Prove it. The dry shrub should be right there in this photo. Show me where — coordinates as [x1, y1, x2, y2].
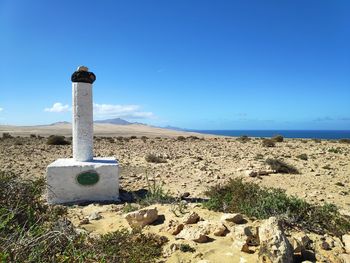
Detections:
[47, 135, 70, 145]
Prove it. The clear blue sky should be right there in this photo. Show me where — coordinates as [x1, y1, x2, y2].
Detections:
[0, 0, 349, 130]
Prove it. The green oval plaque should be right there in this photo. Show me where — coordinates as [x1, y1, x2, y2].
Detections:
[77, 171, 99, 186]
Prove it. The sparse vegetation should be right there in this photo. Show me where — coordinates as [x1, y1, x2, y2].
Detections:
[322, 164, 332, 170]
[328, 147, 341, 154]
[339, 138, 350, 144]
[272, 135, 284, 142]
[177, 136, 186, 141]
[262, 139, 275, 147]
[46, 135, 70, 145]
[237, 135, 251, 143]
[313, 139, 322, 143]
[0, 171, 167, 262]
[296, 153, 308, 161]
[122, 203, 139, 213]
[141, 173, 173, 205]
[179, 243, 196, 253]
[1, 132, 13, 139]
[254, 153, 264, 160]
[265, 158, 299, 174]
[204, 178, 350, 236]
[170, 200, 189, 217]
[145, 153, 167, 163]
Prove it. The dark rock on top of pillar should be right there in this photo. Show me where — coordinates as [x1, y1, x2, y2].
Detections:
[71, 66, 96, 84]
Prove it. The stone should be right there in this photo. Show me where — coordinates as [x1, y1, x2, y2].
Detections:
[232, 225, 259, 252]
[181, 192, 190, 199]
[166, 220, 184, 235]
[321, 241, 331, 250]
[291, 232, 312, 253]
[176, 226, 209, 243]
[258, 217, 293, 263]
[124, 207, 158, 228]
[46, 157, 119, 204]
[195, 220, 227, 236]
[77, 65, 89, 72]
[343, 234, 350, 254]
[88, 211, 102, 221]
[79, 218, 90, 225]
[339, 254, 350, 263]
[221, 213, 244, 224]
[213, 223, 227, 236]
[182, 211, 200, 224]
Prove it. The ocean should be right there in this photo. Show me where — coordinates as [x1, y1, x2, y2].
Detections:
[192, 130, 350, 140]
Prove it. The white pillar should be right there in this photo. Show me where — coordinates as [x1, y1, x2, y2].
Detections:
[71, 66, 96, 162]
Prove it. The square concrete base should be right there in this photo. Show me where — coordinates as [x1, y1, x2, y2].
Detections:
[46, 157, 119, 204]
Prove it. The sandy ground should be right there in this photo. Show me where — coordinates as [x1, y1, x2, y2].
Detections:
[1, 129, 350, 262]
[0, 133, 349, 211]
[0, 123, 208, 138]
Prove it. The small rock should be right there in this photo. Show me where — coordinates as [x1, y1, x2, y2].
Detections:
[166, 220, 184, 235]
[221, 213, 244, 224]
[79, 218, 90, 225]
[321, 241, 331, 250]
[342, 234, 350, 253]
[258, 217, 293, 263]
[213, 223, 227, 236]
[181, 192, 191, 199]
[241, 243, 255, 254]
[124, 207, 158, 228]
[291, 232, 312, 253]
[88, 212, 102, 221]
[77, 65, 89, 72]
[182, 212, 200, 224]
[176, 226, 209, 243]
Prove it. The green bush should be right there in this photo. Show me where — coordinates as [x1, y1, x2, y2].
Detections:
[262, 139, 275, 147]
[266, 158, 299, 174]
[179, 244, 195, 253]
[272, 135, 284, 142]
[204, 178, 350, 236]
[177, 136, 186, 141]
[47, 135, 70, 145]
[93, 229, 167, 262]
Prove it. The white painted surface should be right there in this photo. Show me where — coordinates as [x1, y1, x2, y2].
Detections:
[72, 82, 94, 162]
[46, 157, 119, 204]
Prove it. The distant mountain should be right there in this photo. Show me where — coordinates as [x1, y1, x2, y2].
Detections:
[50, 121, 70, 126]
[94, 118, 132, 125]
[162, 125, 186, 131]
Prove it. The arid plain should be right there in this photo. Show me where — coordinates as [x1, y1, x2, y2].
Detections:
[1, 123, 350, 262]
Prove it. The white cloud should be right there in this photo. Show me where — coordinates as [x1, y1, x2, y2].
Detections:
[93, 103, 154, 119]
[0, 107, 3, 112]
[44, 102, 154, 119]
[44, 102, 70, 113]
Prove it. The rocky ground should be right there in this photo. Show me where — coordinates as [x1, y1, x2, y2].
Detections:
[1, 135, 349, 211]
[0, 135, 350, 262]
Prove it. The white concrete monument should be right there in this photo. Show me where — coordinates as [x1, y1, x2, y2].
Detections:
[46, 66, 119, 204]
